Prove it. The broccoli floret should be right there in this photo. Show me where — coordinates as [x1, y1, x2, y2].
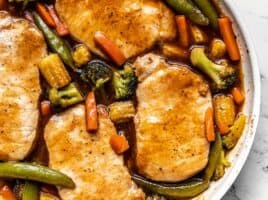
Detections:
[49, 83, 84, 108]
[213, 151, 231, 180]
[222, 114, 247, 150]
[190, 47, 237, 93]
[112, 63, 137, 100]
[80, 59, 113, 89]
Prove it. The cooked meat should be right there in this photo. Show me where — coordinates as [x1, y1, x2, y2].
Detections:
[44, 105, 145, 200]
[55, 0, 176, 59]
[134, 54, 212, 182]
[0, 12, 47, 161]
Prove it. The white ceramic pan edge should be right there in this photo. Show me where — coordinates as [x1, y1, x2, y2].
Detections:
[201, 0, 261, 199]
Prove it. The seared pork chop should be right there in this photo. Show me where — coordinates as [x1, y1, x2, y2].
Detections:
[134, 54, 212, 182]
[0, 12, 46, 161]
[44, 105, 145, 200]
[55, 0, 176, 59]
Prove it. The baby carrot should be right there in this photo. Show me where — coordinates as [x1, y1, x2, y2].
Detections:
[176, 15, 190, 48]
[41, 101, 51, 117]
[205, 107, 215, 142]
[231, 87, 245, 105]
[110, 134, 129, 154]
[85, 92, 98, 131]
[95, 31, 126, 66]
[47, 5, 69, 36]
[36, 3, 56, 27]
[218, 17, 240, 61]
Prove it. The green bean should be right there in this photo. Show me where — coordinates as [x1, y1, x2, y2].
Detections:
[132, 133, 222, 198]
[22, 181, 39, 200]
[32, 12, 75, 70]
[204, 132, 222, 181]
[165, 0, 209, 26]
[192, 0, 219, 29]
[132, 175, 209, 198]
[0, 162, 75, 188]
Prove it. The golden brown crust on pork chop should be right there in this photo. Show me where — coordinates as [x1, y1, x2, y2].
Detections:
[44, 105, 145, 200]
[0, 12, 47, 160]
[134, 54, 211, 182]
[55, 0, 176, 59]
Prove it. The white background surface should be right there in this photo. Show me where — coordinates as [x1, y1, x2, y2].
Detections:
[223, 0, 268, 199]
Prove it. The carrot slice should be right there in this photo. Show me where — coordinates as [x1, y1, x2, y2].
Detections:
[0, 185, 16, 200]
[85, 92, 98, 131]
[205, 107, 215, 142]
[218, 17, 240, 61]
[231, 87, 245, 105]
[36, 3, 56, 27]
[47, 5, 69, 36]
[41, 100, 51, 117]
[217, 124, 230, 135]
[94, 31, 126, 66]
[176, 15, 190, 48]
[110, 134, 129, 154]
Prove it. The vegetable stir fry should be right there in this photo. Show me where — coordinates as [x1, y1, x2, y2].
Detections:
[0, 0, 247, 199]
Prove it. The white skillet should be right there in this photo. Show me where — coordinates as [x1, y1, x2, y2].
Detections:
[200, 0, 261, 199]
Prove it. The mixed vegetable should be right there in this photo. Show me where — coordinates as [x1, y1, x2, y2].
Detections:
[0, 0, 247, 199]
[133, 133, 222, 198]
[112, 63, 137, 100]
[190, 47, 237, 93]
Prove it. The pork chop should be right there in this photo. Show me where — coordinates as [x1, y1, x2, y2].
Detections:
[0, 12, 47, 161]
[44, 105, 145, 200]
[134, 54, 212, 182]
[55, 0, 176, 59]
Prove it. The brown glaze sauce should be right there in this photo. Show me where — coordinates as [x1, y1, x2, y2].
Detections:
[4, 0, 245, 198]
